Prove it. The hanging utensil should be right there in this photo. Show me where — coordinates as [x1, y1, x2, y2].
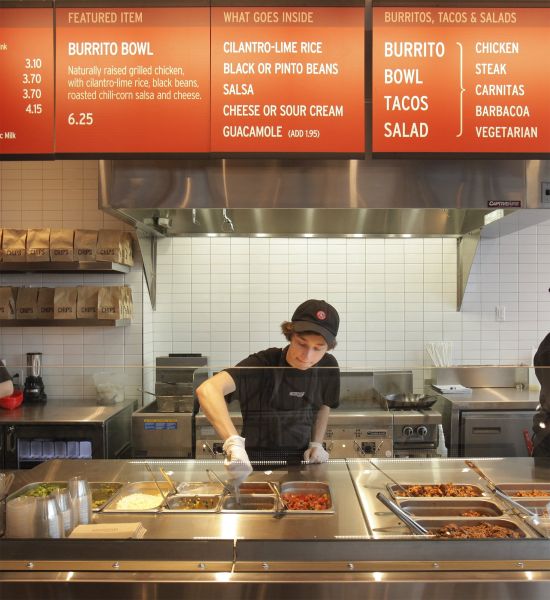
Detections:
[159, 467, 178, 496]
[368, 459, 410, 497]
[376, 492, 429, 536]
[145, 463, 167, 504]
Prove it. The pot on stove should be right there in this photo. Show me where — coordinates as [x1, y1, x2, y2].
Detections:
[384, 393, 437, 410]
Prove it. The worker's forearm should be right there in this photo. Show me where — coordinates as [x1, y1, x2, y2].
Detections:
[311, 405, 330, 443]
[197, 389, 239, 441]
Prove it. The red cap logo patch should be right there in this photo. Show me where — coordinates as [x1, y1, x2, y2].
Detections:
[316, 310, 327, 321]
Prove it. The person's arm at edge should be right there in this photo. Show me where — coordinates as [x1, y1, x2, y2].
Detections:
[311, 404, 330, 444]
[196, 371, 240, 441]
[0, 380, 14, 398]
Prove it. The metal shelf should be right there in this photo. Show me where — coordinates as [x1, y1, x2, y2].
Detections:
[0, 261, 130, 274]
[0, 319, 131, 327]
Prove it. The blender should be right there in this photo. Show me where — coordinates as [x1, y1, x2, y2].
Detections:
[23, 352, 47, 404]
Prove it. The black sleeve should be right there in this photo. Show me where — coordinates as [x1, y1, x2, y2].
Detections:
[319, 354, 340, 409]
[223, 349, 278, 405]
[535, 333, 550, 410]
[0, 364, 12, 384]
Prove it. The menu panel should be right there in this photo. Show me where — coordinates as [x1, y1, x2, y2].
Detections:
[211, 6, 365, 154]
[55, 7, 210, 154]
[372, 7, 550, 154]
[0, 7, 54, 155]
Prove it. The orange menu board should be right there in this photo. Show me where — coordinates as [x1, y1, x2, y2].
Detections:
[372, 7, 550, 154]
[0, 6, 54, 155]
[210, 5, 365, 154]
[55, 6, 210, 154]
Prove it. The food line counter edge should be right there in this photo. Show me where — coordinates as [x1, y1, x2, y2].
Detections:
[2, 457, 550, 600]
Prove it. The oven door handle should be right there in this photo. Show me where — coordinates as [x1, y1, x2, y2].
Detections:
[6, 425, 16, 453]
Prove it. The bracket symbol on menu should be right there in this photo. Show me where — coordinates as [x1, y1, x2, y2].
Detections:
[456, 42, 465, 138]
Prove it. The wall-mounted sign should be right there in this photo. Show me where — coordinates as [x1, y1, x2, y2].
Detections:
[372, 7, 550, 155]
[210, 5, 365, 155]
[55, 6, 211, 154]
[0, 6, 55, 155]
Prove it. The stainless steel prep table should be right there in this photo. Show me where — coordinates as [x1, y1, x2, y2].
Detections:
[434, 388, 540, 457]
[2, 458, 550, 600]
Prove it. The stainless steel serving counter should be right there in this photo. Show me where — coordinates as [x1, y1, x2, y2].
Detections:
[0, 400, 135, 425]
[2, 458, 550, 600]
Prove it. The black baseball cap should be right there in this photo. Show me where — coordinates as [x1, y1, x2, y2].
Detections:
[291, 299, 340, 345]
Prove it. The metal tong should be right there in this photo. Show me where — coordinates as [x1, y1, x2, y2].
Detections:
[465, 460, 545, 534]
[206, 468, 236, 497]
[145, 463, 167, 506]
[368, 459, 410, 497]
[376, 492, 429, 535]
[269, 482, 288, 516]
[159, 467, 178, 496]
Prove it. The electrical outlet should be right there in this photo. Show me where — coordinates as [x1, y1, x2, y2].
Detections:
[495, 305, 506, 322]
[542, 182, 550, 206]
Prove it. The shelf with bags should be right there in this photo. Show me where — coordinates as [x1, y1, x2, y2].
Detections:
[0, 319, 131, 327]
[0, 262, 130, 274]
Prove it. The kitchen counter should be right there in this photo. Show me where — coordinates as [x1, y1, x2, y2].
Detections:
[2, 458, 550, 599]
[0, 400, 135, 425]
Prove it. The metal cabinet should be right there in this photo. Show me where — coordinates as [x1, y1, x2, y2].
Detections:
[460, 410, 535, 457]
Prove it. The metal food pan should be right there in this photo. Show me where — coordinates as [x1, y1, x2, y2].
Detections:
[239, 481, 274, 495]
[176, 481, 224, 495]
[398, 499, 503, 518]
[415, 518, 529, 539]
[513, 498, 550, 517]
[388, 483, 486, 499]
[8, 481, 123, 512]
[7, 481, 66, 501]
[495, 483, 550, 498]
[102, 481, 171, 512]
[163, 494, 221, 512]
[89, 482, 124, 511]
[221, 494, 277, 512]
[279, 481, 334, 513]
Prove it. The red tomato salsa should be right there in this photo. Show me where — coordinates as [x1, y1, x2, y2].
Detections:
[281, 492, 331, 510]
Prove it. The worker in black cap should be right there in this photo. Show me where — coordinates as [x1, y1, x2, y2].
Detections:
[197, 299, 340, 483]
[532, 333, 550, 457]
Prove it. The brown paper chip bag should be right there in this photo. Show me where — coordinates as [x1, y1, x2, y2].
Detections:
[54, 287, 78, 320]
[74, 230, 98, 262]
[50, 229, 74, 262]
[96, 230, 125, 264]
[0, 287, 17, 319]
[123, 286, 134, 319]
[16, 287, 39, 319]
[36, 287, 55, 319]
[2, 229, 27, 262]
[0, 229, 3, 262]
[26, 228, 51, 262]
[77, 286, 99, 319]
[97, 286, 123, 320]
[122, 232, 134, 266]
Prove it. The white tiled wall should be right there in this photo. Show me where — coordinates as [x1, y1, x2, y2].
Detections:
[0, 160, 143, 402]
[152, 212, 550, 372]
[2, 160, 550, 401]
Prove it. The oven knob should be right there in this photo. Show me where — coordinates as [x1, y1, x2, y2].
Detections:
[416, 426, 428, 437]
[402, 426, 414, 437]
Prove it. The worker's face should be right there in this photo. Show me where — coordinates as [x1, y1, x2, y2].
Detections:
[286, 333, 328, 370]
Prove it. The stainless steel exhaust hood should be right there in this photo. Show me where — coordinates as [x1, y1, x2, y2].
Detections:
[99, 154, 541, 310]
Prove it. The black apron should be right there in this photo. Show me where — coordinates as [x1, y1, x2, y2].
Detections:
[245, 350, 319, 465]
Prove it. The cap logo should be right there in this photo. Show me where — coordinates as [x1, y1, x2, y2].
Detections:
[316, 310, 327, 321]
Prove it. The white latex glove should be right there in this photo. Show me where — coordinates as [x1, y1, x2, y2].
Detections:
[303, 442, 329, 464]
[222, 435, 253, 483]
